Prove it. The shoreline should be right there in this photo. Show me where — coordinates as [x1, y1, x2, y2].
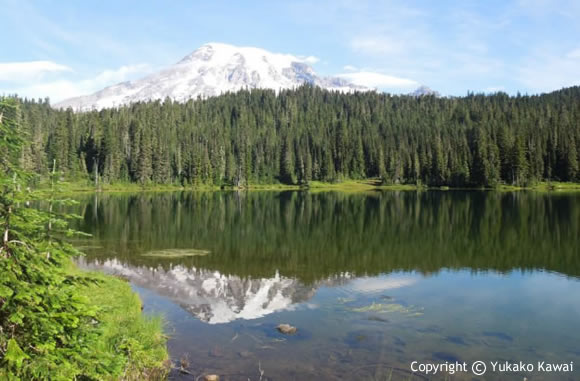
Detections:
[36, 179, 580, 195]
[66, 260, 170, 379]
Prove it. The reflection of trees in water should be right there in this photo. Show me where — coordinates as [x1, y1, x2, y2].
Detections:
[73, 191, 580, 281]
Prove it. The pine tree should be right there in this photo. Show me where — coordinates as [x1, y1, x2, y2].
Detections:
[136, 128, 152, 185]
[280, 135, 295, 184]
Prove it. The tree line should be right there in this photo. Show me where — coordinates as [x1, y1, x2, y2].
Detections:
[9, 85, 580, 187]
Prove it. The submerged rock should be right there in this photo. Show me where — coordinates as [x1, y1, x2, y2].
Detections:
[208, 347, 222, 358]
[276, 323, 297, 334]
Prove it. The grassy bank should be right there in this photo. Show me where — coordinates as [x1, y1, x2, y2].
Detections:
[308, 179, 421, 192]
[36, 180, 187, 195]
[34, 178, 580, 194]
[67, 262, 169, 380]
[34, 178, 422, 193]
[496, 181, 580, 192]
[0, 98, 167, 380]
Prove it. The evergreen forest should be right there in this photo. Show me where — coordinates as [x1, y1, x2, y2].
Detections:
[9, 85, 580, 187]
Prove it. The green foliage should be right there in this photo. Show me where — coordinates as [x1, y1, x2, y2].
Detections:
[70, 268, 168, 381]
[5, 339, 29, 370]
[1, 99, 97, 380]
[0, 99, 168, 380]
[7, 85, 580, 189]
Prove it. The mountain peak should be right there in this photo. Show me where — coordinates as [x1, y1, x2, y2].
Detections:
[410, 85, 440, 97]
[55, 43, 367, 111]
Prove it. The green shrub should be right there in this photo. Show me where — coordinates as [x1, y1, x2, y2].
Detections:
[0, 98, 168, 380]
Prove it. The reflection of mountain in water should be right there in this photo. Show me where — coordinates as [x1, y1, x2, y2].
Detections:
[79, 258, 320, 324]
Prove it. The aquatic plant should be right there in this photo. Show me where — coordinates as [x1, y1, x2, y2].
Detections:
[141, 248, 211, 258]
[350, 302, 424, 317]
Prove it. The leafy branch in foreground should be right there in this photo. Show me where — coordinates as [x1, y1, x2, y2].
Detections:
[0, 98, 166, 380]
[0, 98, 92, 380]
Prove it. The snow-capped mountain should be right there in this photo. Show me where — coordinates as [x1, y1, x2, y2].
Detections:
[410, 85, 440, 97]
[55, 43, 367, 111]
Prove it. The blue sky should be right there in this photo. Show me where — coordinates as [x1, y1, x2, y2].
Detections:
[1, 0, 579, 102]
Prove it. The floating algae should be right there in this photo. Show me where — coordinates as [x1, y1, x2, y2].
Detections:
[141, 248, 211, 258]
[74, 245, 104, 250]
[351, 302, 394, 313]
[349, 302, 424, 317]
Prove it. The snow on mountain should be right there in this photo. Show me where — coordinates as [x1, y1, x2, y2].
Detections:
[55, 43, 367, 111]
[409, 85, 440, 97]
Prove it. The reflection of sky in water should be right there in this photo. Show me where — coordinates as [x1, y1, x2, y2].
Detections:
[81, 258, 311, 324]
[72, 191, 580, 380]
[82, 257, 580, 380]
[82, 258, 424, 325]
[348, 275, 418, 293]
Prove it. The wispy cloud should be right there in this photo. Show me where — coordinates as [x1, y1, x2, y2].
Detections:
[566, 48, 580, 59]
[341, 3, 512, 91]
[4, 0, 178, 69]
[517, 47, 580, 92]
[289, 0, 580, 94]
[350, 36, 405, 56]
[337, 71, 418, 90]
[90, 64, 151, 84]
[0, 61, 72, 81]
[2, 63, 152, 102]
[297, 55, 319, 64]
[4, 0, 580, 98]
[484, 86, 506, 93]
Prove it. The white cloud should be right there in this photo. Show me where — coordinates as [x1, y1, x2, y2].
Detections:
[484, 86, 506, 93]
[3, 64, 152, 102]
[0, 61, 72, 81]
[7, 80, 87, 101]
[343, 65, 358, 72]
[337, 71, 419, 89]
[91, 64, 151, 84]
[517, 48, 580, 92]
[297, 55, 319, 64]
[350, 36, 404, 56]
[566, 48, 580, 59]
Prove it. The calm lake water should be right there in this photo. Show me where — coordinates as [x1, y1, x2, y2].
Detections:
[72, 191, 580, 380]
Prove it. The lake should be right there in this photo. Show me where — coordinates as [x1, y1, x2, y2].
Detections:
[72, 190, 580, 380]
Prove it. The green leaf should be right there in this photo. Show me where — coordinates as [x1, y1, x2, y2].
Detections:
[9, 312, 24, 325]
[5, 339, 29, 369]
[0, 284, 14, 298]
